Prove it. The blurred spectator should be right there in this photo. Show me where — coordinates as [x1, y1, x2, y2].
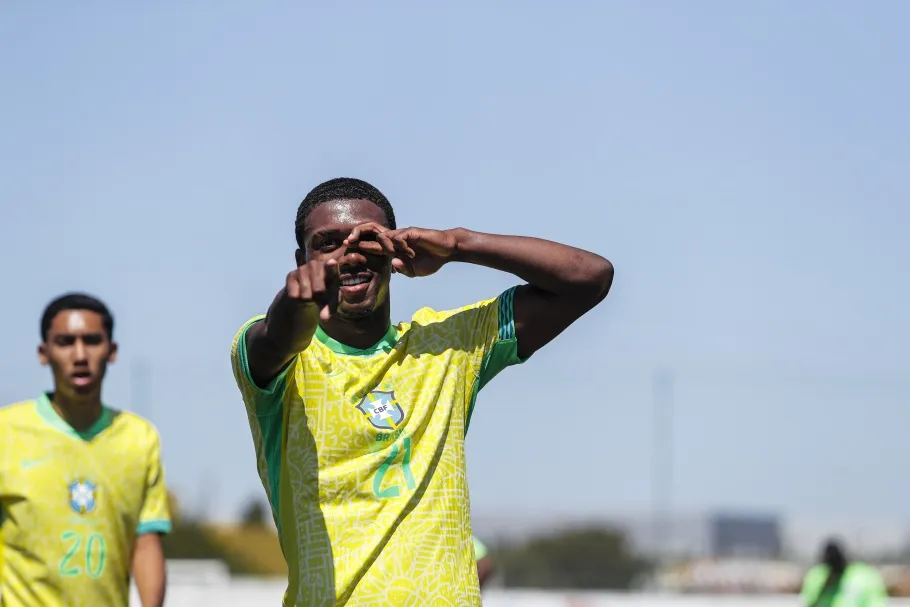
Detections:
[474, 536, 495, 589]
[800, 538, 888, 607]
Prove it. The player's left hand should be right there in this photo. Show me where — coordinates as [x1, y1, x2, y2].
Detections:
[345, 224, 458, 277]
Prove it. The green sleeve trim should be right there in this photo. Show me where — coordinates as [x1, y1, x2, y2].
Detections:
[235, 318, 288, 529]
[237, 318, 293, 415]
[137, 520, 172, 535]
[262, 411, 286, 532]
[497, 286, 516, 341]
[465, 287, 528, 435]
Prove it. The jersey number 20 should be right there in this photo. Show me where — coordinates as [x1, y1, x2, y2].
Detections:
[59, 531, 107, 578]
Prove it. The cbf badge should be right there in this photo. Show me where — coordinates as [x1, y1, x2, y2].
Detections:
[356, 390, 405, 430]
[68, 480, 97, 514]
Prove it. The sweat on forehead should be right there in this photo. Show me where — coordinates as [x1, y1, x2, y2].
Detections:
[305, 199, 390, 234]
[295, 177, 397, 248]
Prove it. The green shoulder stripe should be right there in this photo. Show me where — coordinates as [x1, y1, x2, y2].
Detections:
[236, 317, 293, 399]
[234, 317, 288, 530]
[466, 286, 527, 435]
[497, 286, 516, 341]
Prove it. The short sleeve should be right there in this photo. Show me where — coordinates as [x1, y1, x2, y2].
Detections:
[230, 316, 293, 417]
[136, 430, 172, 535]
[475, 286, 527, 390]
[464, 286, 528, 433]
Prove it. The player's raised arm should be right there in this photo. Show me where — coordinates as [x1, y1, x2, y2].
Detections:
[451, 229, 612, 358]
[351, 225, 613, 359]
[245, 258, 339, 388]
[245, 182, 401, 389]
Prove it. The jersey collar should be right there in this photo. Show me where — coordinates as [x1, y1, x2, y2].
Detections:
[36, 392, 114, 441]
[314, 323, 398, 356]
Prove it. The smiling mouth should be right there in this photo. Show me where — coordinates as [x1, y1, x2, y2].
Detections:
[341, 276, 371, 287]
[338, 272, 373, 296]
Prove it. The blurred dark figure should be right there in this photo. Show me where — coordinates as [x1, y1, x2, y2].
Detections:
[474, 536, 495, 589]
[800, 538, 887, 607]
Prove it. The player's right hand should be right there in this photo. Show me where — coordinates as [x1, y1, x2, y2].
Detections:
[285, 258, 339, 321]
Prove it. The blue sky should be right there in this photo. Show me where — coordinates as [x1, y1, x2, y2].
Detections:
[1, 1, 908, 524]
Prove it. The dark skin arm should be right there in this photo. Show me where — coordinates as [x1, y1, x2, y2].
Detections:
[247, 222, 612, 386]
[132, 533, 166, 607]
[449, 228, 613, 358]
[245, 257, 340, 388]
[349, 225, 613, 359]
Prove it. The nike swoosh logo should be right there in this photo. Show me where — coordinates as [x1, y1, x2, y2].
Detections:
[21, 457, 52, 470]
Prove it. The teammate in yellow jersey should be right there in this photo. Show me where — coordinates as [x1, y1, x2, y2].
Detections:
[231, 177, 613, 606]
[0, 293, 171, 607]
[473, 536, 494, 590]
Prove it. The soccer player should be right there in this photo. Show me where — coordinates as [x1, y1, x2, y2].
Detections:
[231, 177, 613, 606]
[0, 293, 171, 607]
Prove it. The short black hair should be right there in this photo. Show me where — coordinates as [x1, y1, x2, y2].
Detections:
[821, 538, 848, 568]
[295, 177, 396, 248]
[41, 293, 114, 341]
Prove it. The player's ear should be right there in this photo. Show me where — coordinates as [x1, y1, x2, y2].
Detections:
[37, 342, 49, 366]
[107, 341, 119, 364]
[295, 248, 306, 266]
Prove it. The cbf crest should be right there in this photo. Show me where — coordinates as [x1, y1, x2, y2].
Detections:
[356, 390, 405, 430]
[68, 480, 97, 515]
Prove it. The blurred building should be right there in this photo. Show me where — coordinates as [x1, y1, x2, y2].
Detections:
[711, 514, 782, 558]
[619, 512, 782, 560]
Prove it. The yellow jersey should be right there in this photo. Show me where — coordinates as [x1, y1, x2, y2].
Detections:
[231, 287, 524, 606]
[472, 537, 488, 562]
[0, 394, 171, 607]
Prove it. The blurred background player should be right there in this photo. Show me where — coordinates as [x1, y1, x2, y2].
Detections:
[800, 538, 888, 607]
[0, 293, 171, 607]
[231, 177, 613, 606]
[474, 535, 495, 589]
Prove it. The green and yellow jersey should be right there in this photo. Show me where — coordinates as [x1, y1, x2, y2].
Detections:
[0, 394, 171, 607]
[231, 287, 525, 606]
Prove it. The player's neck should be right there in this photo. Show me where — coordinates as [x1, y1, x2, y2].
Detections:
[49, 391, 104, 433]
[321, 302, 391, 350]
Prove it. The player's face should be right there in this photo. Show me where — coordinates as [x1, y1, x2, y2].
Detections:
[38, 310, 117, 400]
[299, 199, 392, 319]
